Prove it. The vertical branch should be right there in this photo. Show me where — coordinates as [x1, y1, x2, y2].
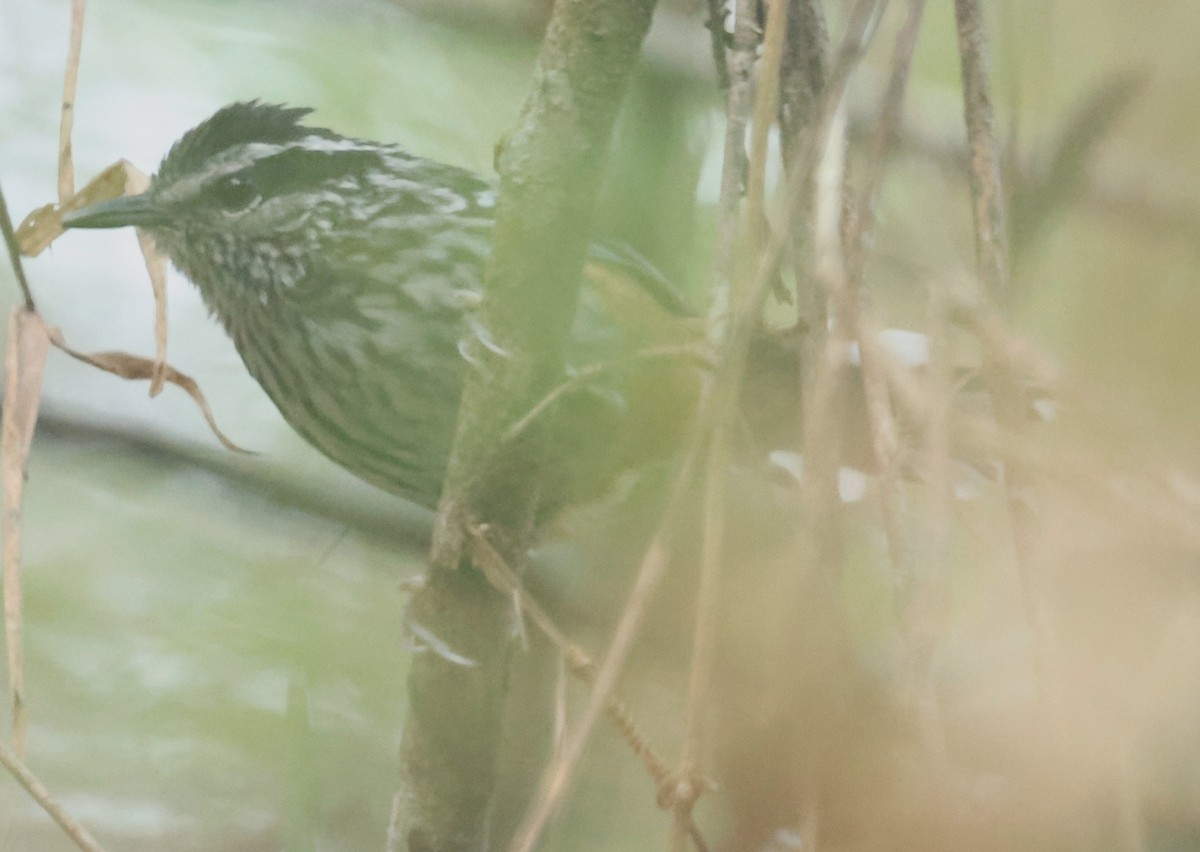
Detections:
[767, 3, 887, 844]
[667, 432, 728, 852]
[1, 185, 37, 311]
[778, 0, 830, 168]
[58, 0, 87, 204]
[845, 0, 926, 288]
[842, 0, 929, 708]
[778, 0, 830, 317]
[400, 2, 660, 850]
[914, 282, 953, 761]
[743, 0, 789, 271]
[792, 0, 890, 559]
[671, 5, 792, 845]
[789, 92, 853, 852]
[953, 0, 1008, 307]
[954, 0, 1072, 753]
[801, 91, 851, 590]
[0, 739, 106, 852]
[708, 0, 760, 327]
[703, 0, 731, 90]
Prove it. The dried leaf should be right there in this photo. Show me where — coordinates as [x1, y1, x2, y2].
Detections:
[15, 160, 133, 257]
[2, 307, 51, 756]
[16, 161, 170, 400]
[46, 328, 253, 455]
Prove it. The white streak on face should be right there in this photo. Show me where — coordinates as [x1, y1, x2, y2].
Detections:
[159, 136, 384, 204]
[291, 135, 379, 155]
[159, 142, 283, 204]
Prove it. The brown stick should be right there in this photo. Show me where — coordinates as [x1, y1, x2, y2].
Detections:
[58, 0, 87, 204]
[707, 0, 761, 326]
[0, 707, 106, 851]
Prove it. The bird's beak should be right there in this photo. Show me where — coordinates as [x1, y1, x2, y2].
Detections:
[62, 193, 164, 229]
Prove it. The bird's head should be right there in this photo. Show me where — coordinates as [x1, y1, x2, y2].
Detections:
[62, 101, 387, 247]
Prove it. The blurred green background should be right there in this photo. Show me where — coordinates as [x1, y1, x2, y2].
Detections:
[1, 0, 1198, 849]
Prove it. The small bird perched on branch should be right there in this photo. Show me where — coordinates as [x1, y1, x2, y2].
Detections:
[63, 101, 769, 514]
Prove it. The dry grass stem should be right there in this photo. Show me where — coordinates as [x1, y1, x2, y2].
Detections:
[953, 0, 1073, 742]
[708, 0, 761, 328]
[1, 185, 36, 310]
[841, 0, 934, 743]
[57, 0, 87, 203]
[669, 430, 730, 852]
[507, 526, 674, 852]
[743, 0, 789, 270]
[0, 738, 107, 852]
[467, 527, 675, 780]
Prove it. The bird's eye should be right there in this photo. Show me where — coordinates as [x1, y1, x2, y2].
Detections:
[213, 176, 261, 214]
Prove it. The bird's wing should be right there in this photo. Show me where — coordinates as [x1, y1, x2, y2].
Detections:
[585, 241, 693, 317]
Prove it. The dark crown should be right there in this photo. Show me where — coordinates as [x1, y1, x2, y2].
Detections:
[156, 101, 335, 184]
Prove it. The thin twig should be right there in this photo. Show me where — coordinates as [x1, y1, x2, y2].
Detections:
[0, 738, 106, 851]
[913, 284, 953, 762]
[58, 0, 87, 203]
[777, 0, 830, 314]
[801, 78, 851, 584]
[703, 0, 731, 90]
[779, 0, 830, 166]
[772, 5, 889, 841]
[506, 525, 679, 852]
[953, 0, 1008, 306]
[841, 0, 930, 732]
[954, 0, 1072, 737]
[667, 428, 729, 852]
[467, 527, 676, 789]
[507, 392, 712, 852]
[743, 0, 789, 275]
[845, 0, 926, 288]
[793, 0, 891, 529]
[668, 4, 792, 850]
[518, 530, 678, 846]
[707, 0, 760, 329]
[744, 0, 887, 337]
[0, 184, 37, 310]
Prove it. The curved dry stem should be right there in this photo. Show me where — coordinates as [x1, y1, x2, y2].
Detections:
[57, 0, 87, 203]
[0, 738, 106, 851]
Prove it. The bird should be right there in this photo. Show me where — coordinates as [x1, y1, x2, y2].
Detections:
[62, 101, 735, 514]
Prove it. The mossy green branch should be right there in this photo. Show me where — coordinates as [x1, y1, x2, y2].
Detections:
[395, 3, 659, 851]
